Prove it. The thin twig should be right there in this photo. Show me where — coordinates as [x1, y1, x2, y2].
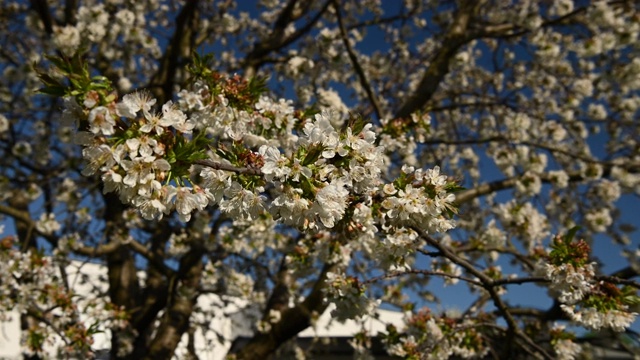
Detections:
[364, 269, 483, 287]
[333, 0, 384, 120]
[413, 227, 554, 359]
[594, 275, 640, 289]
[194, 159, 263, 176]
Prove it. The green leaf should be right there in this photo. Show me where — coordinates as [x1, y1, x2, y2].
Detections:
[623, 295, 640, 306]
[345, 113, 367, 135]
[214, 145, 231, 161]
[44, 54, 71, 74]
[564, 226, 581, 242]
[37, 86, 67, 96]
[248, 75, 268, 97]
[444, 183, 466, 193]
[302, 143, 323, 166]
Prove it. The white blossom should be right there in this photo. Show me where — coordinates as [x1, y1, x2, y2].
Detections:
[585, 208, 612, 233]
[11, 141, 32, 157]
[116, 92, 157, 119]
[535, 261, 594, 305]
[35, 213, 61, 235]
[259, 145, 291, 182]
[88, 106, 116, 135]
[561, 305, 636, 332]
[0, 113, 9, 133]
[52, 25, 80, 56]
[220, 182, 266, 221]
[314, 180, 349, 228]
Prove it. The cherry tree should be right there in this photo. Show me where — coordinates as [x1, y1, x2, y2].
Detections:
[1, 0, 639, 359]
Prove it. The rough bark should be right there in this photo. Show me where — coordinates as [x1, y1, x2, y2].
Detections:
[232, 264, 334, 360]
[128, 223, 172, 359]
[394, 0, 485, 119]
[103, 193, 141, 360]
[144, 248, 204, 360]
[148, 0, 199, 105]
[241, 0, 331, 78]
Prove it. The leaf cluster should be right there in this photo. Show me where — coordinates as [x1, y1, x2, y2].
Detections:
[36, 54, 115, 104]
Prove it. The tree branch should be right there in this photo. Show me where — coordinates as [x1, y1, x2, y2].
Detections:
[594, 275, 640, 289]
[232, 262, 336, 359]
[333, 0, 384, 120]
[454, 160, 637, 205]
[394, 0, 486, 119]
[455, 177, 518, 205]
[64, 0, 77, 25]
[242, 0, 332, 78]
[29, 0, 54, 35]
[364, 269, 483, 287]
[194, 159, 263, 176]
[130, 226, 172, 358]
[0, 201, 173, 278]
[414, 227, 553, 359]
[148, 0, 199, 105]
[144, 247, 203, 360]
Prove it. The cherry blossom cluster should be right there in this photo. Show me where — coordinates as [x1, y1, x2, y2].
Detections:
[560, 282, 637, 332]
[39, 56, 465, 354]
[534, 236, 595, 305]
[549, 324, 581, 360]
[0, 234, 85, 357]
[0, 227, 129, 357]
[536, 234, 637, 331]
[47, 55, 459, 243]
[382, 309, 488, 360]
[48, 0, 163, 88]
[75, 90, 208, 222]
[323, 271, 379, 322]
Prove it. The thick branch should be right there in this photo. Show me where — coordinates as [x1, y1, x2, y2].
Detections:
[144, 248, 203, 360]
[394, 0, 485, 119]
[347, 7, 420, 31]
[455, 177, 518, 205]
[29, 0, 54, 34]
[242, 0, 332, 78]
[595, 275, 640, 289]
[264, 257, 293, 313]
[64, 0, 77, 25]
[0, 202, 172, 277]
[232, 263, 335, 359]
[148, 0, 199, 105]
[130, 223, 176, 359]
[364, 269, 483, 287]
[476, 1, 627, 39]
[454, 162, 634, 205]
[98, 192, 141, 359]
